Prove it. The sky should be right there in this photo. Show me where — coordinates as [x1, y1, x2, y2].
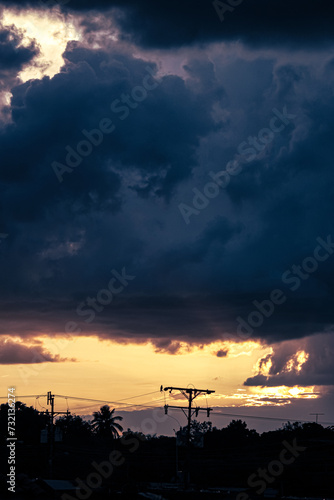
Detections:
[0, 0, 334, 434]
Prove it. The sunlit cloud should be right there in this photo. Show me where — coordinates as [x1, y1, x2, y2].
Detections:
[283, 351, 308, 373]
[296, 350, 309, 371]
[2, 8, 80, 82]
[207, 385, 318, 408]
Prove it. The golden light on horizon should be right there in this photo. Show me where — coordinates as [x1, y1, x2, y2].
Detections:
[250, 385, 318, 401]
[0, 333, 319, 416]
[0, 335, 286, 414]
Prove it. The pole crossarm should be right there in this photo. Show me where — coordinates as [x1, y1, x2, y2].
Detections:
[167, 405, 213, 418]
[167, 405, 190, 410]
[161, 386, 215, 425]
[164, 386, 215, 394]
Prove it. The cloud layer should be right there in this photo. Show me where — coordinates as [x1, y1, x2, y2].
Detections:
[0, 4, 333, 396]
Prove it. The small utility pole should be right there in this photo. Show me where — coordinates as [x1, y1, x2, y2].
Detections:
[310, 413, 324, 424]
[46, 392, 69, 478]
[47, 391, 55, 478]
[161, 385, 215, 488]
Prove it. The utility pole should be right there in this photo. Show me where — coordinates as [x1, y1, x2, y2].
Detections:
[310, 413, 324, 424]
[161, 385, 215, 488]
[46, 391, 69, 478]
[47, 391, 54, 478]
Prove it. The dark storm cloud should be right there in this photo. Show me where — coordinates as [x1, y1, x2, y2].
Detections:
[0, 292, 333, 349]
[2, 0, 334, 49]
[0, 338, 75, 364]
[0, 44, 221, 237]
[152, 216, 241, 271]
[0, 23, 39, 79]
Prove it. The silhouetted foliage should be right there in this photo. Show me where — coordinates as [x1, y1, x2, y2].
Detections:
[0, 402, 48, 445]
[1, 403, 334, 497]
[261, 420, 334, 443]
[122, 428, 146, 442]
[55, 414, 92, 443]
[188, 420, 213, 437]
[91, 405, 123, 439]
[205, 419, 260, 449]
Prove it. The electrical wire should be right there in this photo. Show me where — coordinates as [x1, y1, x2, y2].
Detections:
[166, 413, 181, 428]
[0, 394, 47, 399]
[1, 392, 333, 425]
[53, 394, 166, 410]
[116, 390, 161, 402]
[210, 410, 334, 426]
[36, 396, 47, 412]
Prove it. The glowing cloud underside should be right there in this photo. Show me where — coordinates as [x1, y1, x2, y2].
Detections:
[2, 9, 80, 82]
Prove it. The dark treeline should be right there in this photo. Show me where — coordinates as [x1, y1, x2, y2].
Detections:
[0, 402, 334, 498]
[0, 402, 124, 445]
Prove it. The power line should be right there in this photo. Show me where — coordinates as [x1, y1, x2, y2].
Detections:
[116, 390, 161, 402]
[36, 396, 47, 412]
[112, 400, 167, 411]
[210, 410, 334, 426]
[67, 398, 166, 413]
[2, 393, 332, 425]
[0, 391, 164, 408]
[65, 403, 100, 412]
[53, 394, 166, 409]
[0, 394, 47, 399]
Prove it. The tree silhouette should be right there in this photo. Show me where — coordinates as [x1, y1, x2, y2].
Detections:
[56, 414, 92, 443]
[180, 420, 212, 440]
[0, 401, 48, 445]
[91, 405, 123, 439]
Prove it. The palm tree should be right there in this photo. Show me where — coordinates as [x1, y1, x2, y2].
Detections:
[91, 405, 123, 439]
